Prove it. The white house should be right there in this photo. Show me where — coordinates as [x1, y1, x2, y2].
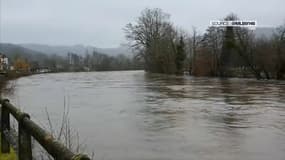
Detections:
[0, 53, 9, 71]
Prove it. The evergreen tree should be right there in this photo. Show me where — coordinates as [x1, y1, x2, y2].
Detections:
[220, 14, 238, 76]
[175, 36, 186, 74]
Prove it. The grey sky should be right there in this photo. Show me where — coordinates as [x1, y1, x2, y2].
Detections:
[1, 0, 285, 48]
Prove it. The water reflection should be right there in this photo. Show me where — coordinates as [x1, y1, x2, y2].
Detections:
[139, 73, 188, 132]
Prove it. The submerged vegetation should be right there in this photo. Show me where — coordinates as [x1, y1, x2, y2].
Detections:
[124, 8, 186, 75]
[125, 8, 285, 80]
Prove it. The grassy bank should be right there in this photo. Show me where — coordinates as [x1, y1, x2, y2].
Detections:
[0, 134, 16, 160]
[0, 147, 16, 160]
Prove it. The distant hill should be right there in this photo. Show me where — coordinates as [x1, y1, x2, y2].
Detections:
[254, 27, 276, 39]
[1, 27, 275, 63]
[0, 43, 48, 63]
[19, 44, 132, 56]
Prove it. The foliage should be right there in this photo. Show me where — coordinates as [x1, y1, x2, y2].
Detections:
[14, 58, 30, 72]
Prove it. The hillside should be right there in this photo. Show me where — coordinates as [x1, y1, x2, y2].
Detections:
[0, 43, 48, 64]
[19, 44, 132, 56]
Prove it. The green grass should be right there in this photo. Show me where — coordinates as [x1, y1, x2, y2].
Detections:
[0, 151, 16, 160]
[0, 134, 16, 160]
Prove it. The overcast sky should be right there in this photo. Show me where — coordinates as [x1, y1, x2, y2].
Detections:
[1, 0, 285, 48]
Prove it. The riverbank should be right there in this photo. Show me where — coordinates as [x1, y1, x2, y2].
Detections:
[1, 71, 32, 79]
[0, 72, 32, 91]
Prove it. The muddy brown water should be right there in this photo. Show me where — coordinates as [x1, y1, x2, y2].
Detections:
[1, 71, 285, 160]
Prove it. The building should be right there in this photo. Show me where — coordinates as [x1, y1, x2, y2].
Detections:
[0, 53, 9, 71]
[68, 52, 85, 66]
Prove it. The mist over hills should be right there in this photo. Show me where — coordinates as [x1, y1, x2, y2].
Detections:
[0, 43, 48, 63]
[254, 27, 276, 39]
[18, 27, 276, 56]
[0, 27, 276, 61]
[18, 44, 132, 56]
[0, 43, 142, 71]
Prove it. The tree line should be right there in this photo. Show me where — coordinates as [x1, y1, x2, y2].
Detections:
[7, 51, 143, 73]
[124, 8, 285, 80]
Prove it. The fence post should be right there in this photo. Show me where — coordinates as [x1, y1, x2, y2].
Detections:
[1, 98, 91, 160]
[18, 113, 32, 160]
[1, 99, 10, 153]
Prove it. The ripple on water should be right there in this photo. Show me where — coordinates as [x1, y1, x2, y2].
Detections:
[2, 71, 285, 160]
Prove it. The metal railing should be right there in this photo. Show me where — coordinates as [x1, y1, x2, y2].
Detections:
[0, 98, 91, 160]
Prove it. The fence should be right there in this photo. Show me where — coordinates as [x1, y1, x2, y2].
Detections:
[0, 98, 90, 160]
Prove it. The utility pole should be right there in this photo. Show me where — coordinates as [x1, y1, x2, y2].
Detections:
[0, 0, 2, 44]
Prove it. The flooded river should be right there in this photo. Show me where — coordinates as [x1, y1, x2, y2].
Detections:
[1, 71, 285, 160]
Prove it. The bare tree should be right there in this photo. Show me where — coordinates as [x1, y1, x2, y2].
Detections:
[201, 26, 224, 75]
[253, 37, 276, 79]
[234, 27, 262, 79]
[188, 27, 202, 74]
[274, 23, 285, 79]
[124, 8, 184, 74]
